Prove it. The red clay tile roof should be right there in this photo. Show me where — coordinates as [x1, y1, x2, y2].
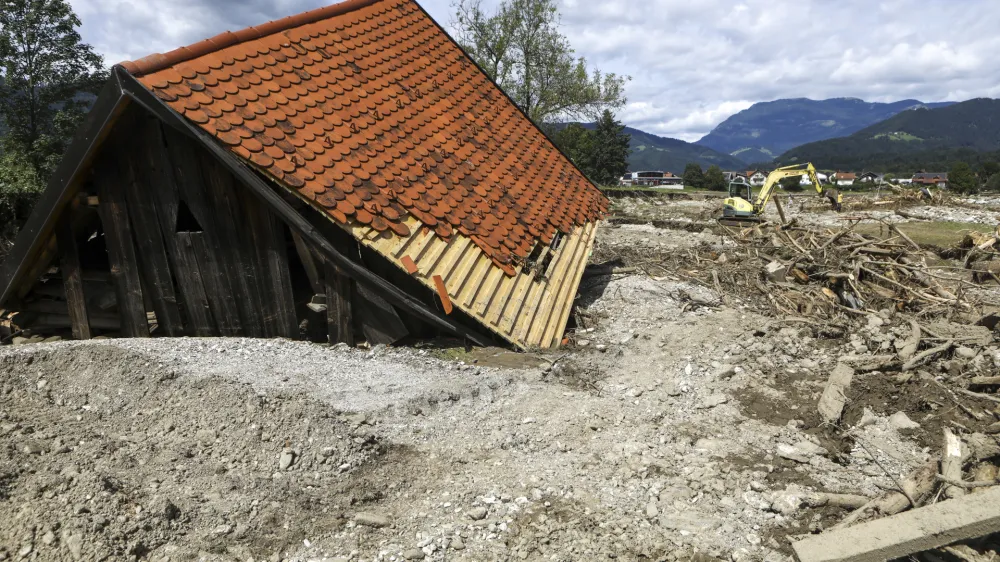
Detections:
[121, 0, 608, 275]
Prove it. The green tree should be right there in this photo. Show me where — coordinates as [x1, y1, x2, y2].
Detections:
[779, 175, 804, 192]
[0, 0, 105, 181]
[979, 160, 1000, 182]
[0, 147, 41, 237]
[551, 123, 593, 169]
[703, 165, 727, 191]
[948, 161, 978, 194]
[585, 110, 630, 185]
[986, 173, 1000, 192]
[682, 163, 704, 190]
[453, 0, 628, 124]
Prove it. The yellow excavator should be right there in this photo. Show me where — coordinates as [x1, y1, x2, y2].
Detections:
[720, 163, 840, 225]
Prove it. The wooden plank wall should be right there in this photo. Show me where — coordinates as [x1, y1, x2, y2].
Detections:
[345, 216, 599, 349]
[85, 106, 298, 339]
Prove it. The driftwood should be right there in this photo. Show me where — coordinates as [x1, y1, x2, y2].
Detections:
[831, 460, 938, 530]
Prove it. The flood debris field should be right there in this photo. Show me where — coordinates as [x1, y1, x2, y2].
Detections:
[3, 192, 1000, 562]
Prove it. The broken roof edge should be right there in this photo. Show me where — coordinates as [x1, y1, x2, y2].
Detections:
[119, 0, 381, 76]
[0, 73, 131, 307]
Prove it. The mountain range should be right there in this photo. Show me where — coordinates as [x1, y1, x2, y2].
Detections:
[553, 123, 746, 175]
[696, 98, 955, 164]
[777, 98, 1000, 169]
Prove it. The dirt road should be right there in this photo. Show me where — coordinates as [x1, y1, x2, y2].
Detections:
[2, 212, 999, 562]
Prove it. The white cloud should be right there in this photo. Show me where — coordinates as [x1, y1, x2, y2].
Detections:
[68, 0, 1000, 141]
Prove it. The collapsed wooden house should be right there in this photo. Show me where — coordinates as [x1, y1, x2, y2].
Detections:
[0, 0, 607, 349]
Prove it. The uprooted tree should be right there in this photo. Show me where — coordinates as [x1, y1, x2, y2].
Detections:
[452, 0, 628, 125]
[0, 0, 106, 234]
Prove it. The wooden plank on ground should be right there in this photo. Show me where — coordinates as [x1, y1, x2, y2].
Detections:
[96, 166, 149, 338]
[818, 364, 855, 423]
[324, 260, 354, 346]
[791, 485, 1000, 562]
[355, 282, 410, 345]
[56, 210, 91, 340]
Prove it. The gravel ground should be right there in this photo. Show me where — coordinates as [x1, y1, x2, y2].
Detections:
[1, 218, 997, 562]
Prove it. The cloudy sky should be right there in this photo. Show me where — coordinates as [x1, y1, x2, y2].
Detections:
[70, 0, 1000, 141]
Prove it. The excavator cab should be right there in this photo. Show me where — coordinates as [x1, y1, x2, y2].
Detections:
[728, 177, 753, 201]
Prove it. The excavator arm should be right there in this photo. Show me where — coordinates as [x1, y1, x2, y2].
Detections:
[720, 162, 839, 224]
[752, 163, 825, 212]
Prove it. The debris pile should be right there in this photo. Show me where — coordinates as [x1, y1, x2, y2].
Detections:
[591, 217, 1000, 560]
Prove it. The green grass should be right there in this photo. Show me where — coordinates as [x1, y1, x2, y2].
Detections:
[871, 132, 922, 142]
[855, 221, 993, 247]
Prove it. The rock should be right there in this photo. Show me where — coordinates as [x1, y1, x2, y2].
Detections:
[160, 499, 181, 521]
[955, 346, 978, 359]
[41, 531, 56, 546]
[42, 336, 63, 343]
[799, 359, 819, 370]
[645, 501, 659, 518]
[793, 440, 827, 456]
[354, 512, 392, 528]
[577, 339, 590, 348]
[402, 549, 426, 560]
[64, 534, 83, 560]
[345, 413, 367, 427]
[714, 364, 737, 379]
[966, 433, 1000, 461]
[664, 383, 682, 397]
[888, 411, 920, 430]
[195, 429, 217, 444]
[466, 506, 488, 520]
[11, 336, 29, 345]
[693, 438, 727, 453]
[776, 443, 810, 464]
[856, 408, 880, 428]
[697, 394, 729, 409]
[451, 538, 465, 550]
[278, 448, 296, 470]
[22, 440, 44, 455]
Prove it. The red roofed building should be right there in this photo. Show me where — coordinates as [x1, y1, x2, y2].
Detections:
[0, 0, 607, 349]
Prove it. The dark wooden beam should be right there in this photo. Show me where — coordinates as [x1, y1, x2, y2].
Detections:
[138, 116, 215, 336]
[96, 164, 149, 338]
[55, 209, 91, 340]
[291, 231, 325, 296]
[116, 111, 185, 336]
[247, 203, 298, 338]
[355, 283, 409, 346]
[324, 261, 354, 346]
[161, 126, 242, 336]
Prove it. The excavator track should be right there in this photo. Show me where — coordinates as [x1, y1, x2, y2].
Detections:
[716, 216, 763, 228]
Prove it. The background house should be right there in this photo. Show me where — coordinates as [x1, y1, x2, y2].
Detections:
[858, 172, 884, 183]
[831, 172, 857, 186]
[800, 172, 828, 186]
[745, 170, 768, 186]
[912, 173, 948, 188]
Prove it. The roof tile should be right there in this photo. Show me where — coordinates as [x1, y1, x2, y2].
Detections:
[125, 0, 607, 269]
